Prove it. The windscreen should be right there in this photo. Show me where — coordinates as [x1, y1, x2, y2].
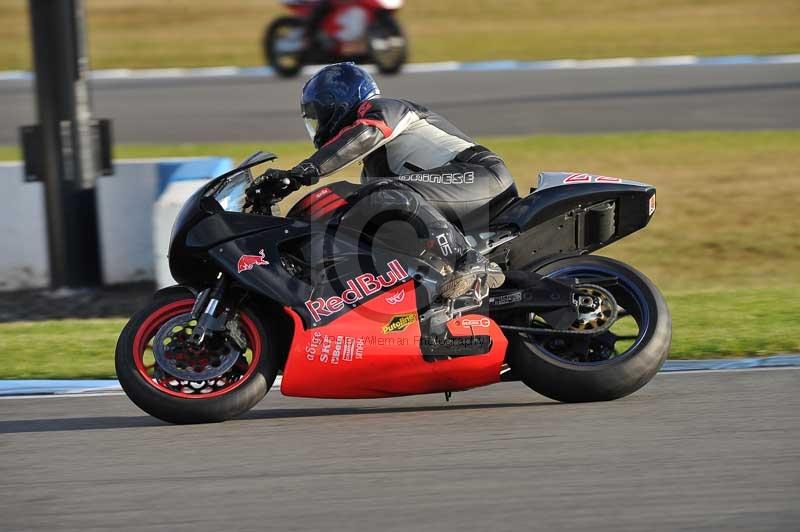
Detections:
[209, 168, 253, 213]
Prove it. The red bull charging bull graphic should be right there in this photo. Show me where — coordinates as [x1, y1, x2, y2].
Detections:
[236, 249, 269, 273]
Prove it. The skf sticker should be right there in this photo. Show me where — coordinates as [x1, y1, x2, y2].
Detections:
[382, 313, 417, 334]
[649, 194, 657, 216]
[385, 289, 405, 305]
[237, 249, 269, 273]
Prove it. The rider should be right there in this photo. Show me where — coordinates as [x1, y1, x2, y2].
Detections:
[302, 0, 333, 51]
[249, 62, 517, 299]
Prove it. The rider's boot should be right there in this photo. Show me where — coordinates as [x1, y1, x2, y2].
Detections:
[439, 249, 505, 299]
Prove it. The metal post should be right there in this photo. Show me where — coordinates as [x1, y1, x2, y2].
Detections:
[27, 0, 101, 288]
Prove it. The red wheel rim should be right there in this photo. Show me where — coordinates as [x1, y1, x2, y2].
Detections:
[132, 299, 262, 399]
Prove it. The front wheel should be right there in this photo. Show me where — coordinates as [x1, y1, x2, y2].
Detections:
[115, 292, 278, 423]
[507, 256, 671, 403]
[263, 16, 306, 78]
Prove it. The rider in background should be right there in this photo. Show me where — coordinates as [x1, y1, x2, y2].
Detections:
[251, 63, 517, 299]
[298, 0, 332, 50]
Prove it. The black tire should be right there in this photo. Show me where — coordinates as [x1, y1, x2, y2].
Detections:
[263, 16, 306, 78]
[368, 14, 406, 75]
[115, 291, 278, 424]
[507, 256, 671, 403]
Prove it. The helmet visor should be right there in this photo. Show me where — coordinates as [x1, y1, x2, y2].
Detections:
[303, 117, 318, 141]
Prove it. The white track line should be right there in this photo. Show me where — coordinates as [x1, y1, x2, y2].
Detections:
[658, 366, 800, 376]
[2, 54, 799, 82]
[0, 392, 126, 400]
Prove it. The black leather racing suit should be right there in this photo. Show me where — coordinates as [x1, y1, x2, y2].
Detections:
[290, 97, 518, 271]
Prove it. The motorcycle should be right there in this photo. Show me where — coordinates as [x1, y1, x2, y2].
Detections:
[116, 151, 671, 424]
[263, 0, 407, 77]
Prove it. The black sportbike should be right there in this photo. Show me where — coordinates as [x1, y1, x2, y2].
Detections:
[116, 152, 670, 423]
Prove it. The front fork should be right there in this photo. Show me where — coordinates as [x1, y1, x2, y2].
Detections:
[189, 274, 233, 346]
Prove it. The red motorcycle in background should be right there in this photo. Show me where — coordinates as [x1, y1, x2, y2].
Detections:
[263, 0, 407, 77]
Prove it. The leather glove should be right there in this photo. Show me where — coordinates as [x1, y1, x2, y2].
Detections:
[264, 168, 302, 192]
[291, 161, 322, 186]
[249, 168, 300, 196]
[245, 169, 300, 211]
[246, 160, 322, 205]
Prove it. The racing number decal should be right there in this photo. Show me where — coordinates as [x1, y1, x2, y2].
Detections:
[563, 174, 623, 184]
[563, 173, 592, 183]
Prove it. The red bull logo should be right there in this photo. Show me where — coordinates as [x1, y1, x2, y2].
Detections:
[237, 249, 269, 273]
[305, 260, 409, 322]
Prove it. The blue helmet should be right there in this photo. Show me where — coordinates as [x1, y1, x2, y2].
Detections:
[300, 63, 381, 148]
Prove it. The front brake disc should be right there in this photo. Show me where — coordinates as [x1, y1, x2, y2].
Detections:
[152, 313, 244, 382]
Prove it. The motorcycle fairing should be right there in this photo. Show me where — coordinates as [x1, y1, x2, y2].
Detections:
[494, 172, 655, 232]
[280, 280, 507, 398]
[488, 172, 656, 270]
[204, 217, 444, 329]
[285, 1, 377, 56]
[206, 221, 316, 308]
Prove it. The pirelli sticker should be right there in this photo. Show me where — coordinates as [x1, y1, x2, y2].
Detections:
[382, 313, 417, 334]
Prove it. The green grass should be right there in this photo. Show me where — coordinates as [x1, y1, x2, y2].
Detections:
[1, 0, 798, 70]
[668, 288, 800, 358]
[0, 319, 125, 379]
[1, 130, 798, 377]
[2, 287, 798, 379]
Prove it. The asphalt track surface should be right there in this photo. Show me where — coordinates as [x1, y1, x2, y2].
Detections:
[1, 63, 799, 145]
[1, 369, 798, 532]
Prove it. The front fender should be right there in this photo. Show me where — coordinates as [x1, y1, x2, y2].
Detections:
[153, 284, 199, 301]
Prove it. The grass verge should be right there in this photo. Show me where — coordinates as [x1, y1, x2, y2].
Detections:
[1, 1, 798, 70]
[0, 130, 797, 377]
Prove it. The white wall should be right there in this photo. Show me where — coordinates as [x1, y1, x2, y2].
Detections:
[96, 161, 160, 284]
[153, 180, 210, 288]
[0, 163, 49, 290]
[0, 157, 232, 291]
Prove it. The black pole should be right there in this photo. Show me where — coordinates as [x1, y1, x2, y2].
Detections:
[27, 0, 101, 288]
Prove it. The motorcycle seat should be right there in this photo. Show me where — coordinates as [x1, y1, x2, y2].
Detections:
[449, 185, 520, 235]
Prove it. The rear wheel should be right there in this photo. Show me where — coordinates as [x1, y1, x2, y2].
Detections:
[507, 256, 671, 403]
[263, 16, 306, 77]
[115, 292, 278, 423]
